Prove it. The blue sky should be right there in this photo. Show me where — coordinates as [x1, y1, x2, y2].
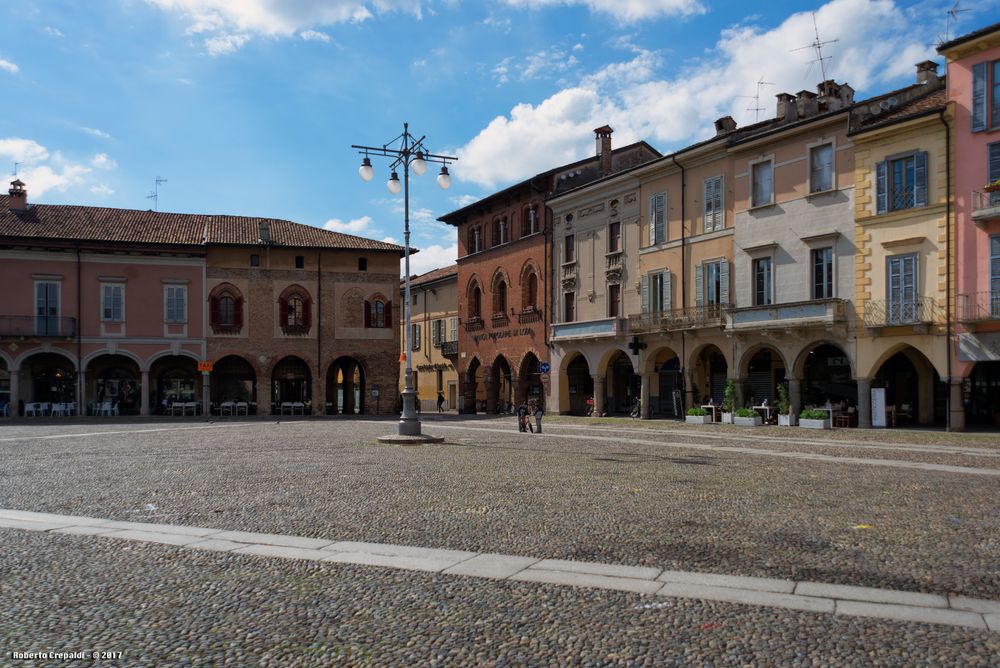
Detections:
[1, 0, 997, 274]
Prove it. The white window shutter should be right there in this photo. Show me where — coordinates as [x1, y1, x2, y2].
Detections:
[720, 261, 730, 305]
[914, 151, 929, 207]
[876, 161, 888, 214]
[641, 275, 649, 313]
[663, 271, 672, 312]
[695, 264, 704, 307]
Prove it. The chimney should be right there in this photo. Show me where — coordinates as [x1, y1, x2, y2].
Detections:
[259, 220, 270, 244]
[714, 116, 737, 135]
[776, 93, 798, 122]
[916, 60, 939, 86]
[593, 125, 613, 176]
[817, 80, 842, 112]
[7, 179, 27, 210]
[796, 90, 819, 118]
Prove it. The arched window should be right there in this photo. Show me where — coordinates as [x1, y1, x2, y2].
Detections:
[492, 218, 501, 247]
[287, 296, 304, 327]
[219, 295, 236, 326]
[373, 300, 385, 327]
[499, 217, 508, 244]
[210, 284, 244, 334]
[364, 297, 392, 328]
[278, 286, 311, 335]
[525, 273, 537, 310]
[494, 280, 507, 314]
[523, 206, 539, 236]
[471, 285, 482, 319]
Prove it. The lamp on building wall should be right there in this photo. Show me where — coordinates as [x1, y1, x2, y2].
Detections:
[353, 123, 456, 443]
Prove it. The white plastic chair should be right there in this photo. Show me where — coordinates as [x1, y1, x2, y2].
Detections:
[184, 401, 197, 416]
[236, 402, 248, 416]
[220, 402, 234, 416]
[292, 402, 305, 415]
[51, 403, 66, 417]
[26, 402, 42, 417]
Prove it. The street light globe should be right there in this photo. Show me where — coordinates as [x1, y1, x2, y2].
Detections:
[437, 165, 451, 190]
[359, 157, 374, 182]
[387, 171, 402, 195]
[411, 152, 427, 176]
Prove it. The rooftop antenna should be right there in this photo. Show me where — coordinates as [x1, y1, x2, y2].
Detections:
[12, 161, 19, 177]
[736, 77, 776, 122]
[791, 12, 838, 82]
[942, 2, 970, 43]
[146, 176, 167, 211]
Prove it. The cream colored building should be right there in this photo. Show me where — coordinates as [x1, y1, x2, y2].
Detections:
[399, 265, 460, 412]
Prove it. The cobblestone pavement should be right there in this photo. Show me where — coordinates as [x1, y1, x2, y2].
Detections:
[2, 416, 999, 665]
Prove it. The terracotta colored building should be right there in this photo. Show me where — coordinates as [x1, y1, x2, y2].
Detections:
[0, 180, 404, 417]
[439, 127, 658, 413]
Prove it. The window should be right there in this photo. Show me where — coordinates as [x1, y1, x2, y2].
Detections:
[564, 292, 575, 322]
[449, 317, 458, 342]
[431, 319, 445, 346]
[989, 142, 1000, 206]
[809, 143, 834, 193]
[991, 235, 1000, 317]
[411, 323, 421, 351]
[373, 300, 385, 327]
[887, 254, 917, 324]
[295, 255, 304, 269]
[366, 299, 390, 328]
[250, 254, 260, 267]
[102, 284, 124, 322]
[494, 280, 507, 314]
[812, 247, 834, 299]
[525, 273, 538, 309]
[751, 160, 773, 208]
[165, 285, 187, 323]
[210, 286, 243, 332]
[412, 292, 418, 305]
[470, 286, 482, 319]
[524, 206, 539, 236]
[703, 177, 723, 233]
[695, 260, 730, 306]
[648, 192, 666, 244]
[492, 218, 508, 246]
[280, 289, 311, 333]
[564, 234, 575, 263]
[35, 281, 59, 336]
[218, 295, 236, 326]
[287, 296, 305, 327]
[642, 271, 671, 313]
[608, 283, 621, 318]
[753, 257, 773, 306]
[358, 257, 367, 271]
[971, 60, 1000, 132]
[474, 227, 482, 252]
[608, 221, 621, 253]
[876, 152, 928, 213]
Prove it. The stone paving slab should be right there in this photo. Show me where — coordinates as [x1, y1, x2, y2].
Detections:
[52, 525, 120, 536]
[0, 517, 77, 531]
[835, 600, 986, 629]
[210, 530, 334, 550]
[187, 538, 245, 552]
[323, 551, 468, 573]
[532, 558, 661, 581]
[657, 582, 836, 614]
[0, 509, 109, 525]
[658, 570, 795, 594]
[328, 541, 477, 562]
[233, 544, 337, 561]
[795, 581, 948, 608]
[985, 614, 1000, 632]
[949, 595, 1000, 615]
[104, 529, 205, 546]
[99, 520, 220, 536]
[513, 568, 664, 595]
[442, 553, 540, 579]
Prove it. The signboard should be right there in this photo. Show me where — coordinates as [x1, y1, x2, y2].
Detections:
[370, 389, 380, 398]
[197, 361, 213, 372]
[539, 373, 550, 383]
[871, 387, 887, 428]
[539, 362, 551, 374]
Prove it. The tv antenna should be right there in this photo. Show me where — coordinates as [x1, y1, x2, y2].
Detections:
[736, 77, 776, 122]
[792, 12, 838, 82]
[942, 2, 970, 43]
[11, 161, 20, 177]
[146, 176, 167, 211]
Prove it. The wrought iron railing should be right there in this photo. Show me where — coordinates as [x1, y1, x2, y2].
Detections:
[491, 313, 510, 328]
[440, 340, 458, 356]
[971, 190, 1000, 223]
[464, 318, 484, 332]
[517, 307, 542, 324]
[891, 185, 915, 211]
[561, 262, 577, 278]
[0, 315, 77, 338]
[957, 291, 1000, 323]
[863, 297, 940, 328]
[627, 304, 728, 333]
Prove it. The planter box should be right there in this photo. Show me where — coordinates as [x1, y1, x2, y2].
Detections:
[799, 418, 831, 430]
[733, 416, 762, 426]
[685, 415, 713, 425]
[778, 414, 796, 427]
[721, 412, 734, 424]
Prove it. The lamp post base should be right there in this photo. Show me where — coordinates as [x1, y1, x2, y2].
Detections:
[378, 389, 443, 444]
[377, 433, 445, 445]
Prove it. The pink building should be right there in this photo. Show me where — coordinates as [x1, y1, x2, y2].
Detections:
[939, 22, 1000, 427]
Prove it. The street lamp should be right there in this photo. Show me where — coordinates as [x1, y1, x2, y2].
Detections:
[353, 123, 456, 442]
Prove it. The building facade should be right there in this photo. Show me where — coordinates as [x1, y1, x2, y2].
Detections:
[398, 265, 459, 412]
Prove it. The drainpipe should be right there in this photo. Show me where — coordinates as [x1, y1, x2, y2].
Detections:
[672, 153, 687, 414]
[317, 250, 322, 415]
[939, 109, 953, 431]
[76, 245, 83, 407]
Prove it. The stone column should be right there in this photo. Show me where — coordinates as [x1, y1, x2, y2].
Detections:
[787, 376, 802, 418]
[592, 374, 605, 416]
[918, 368, 933, 425]
[343, 362, 356, 414]
[76, 370, 85, 416]
[948, 378, 966, 432]
[684, 370, 696, 414]
[140, 370, 150, 416]
[202, 373, 211, 416]
[312, 373, 326, 416]
[856, 378, 872, 428]
[9, 367, 19, 418]
[483, 364, 496, 413]
[257, 377, 271, 416]
[640, 372, 654, 419]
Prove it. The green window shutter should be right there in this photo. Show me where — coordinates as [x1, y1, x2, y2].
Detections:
[663, 271, 672, 312]
[914, 151, 929, 207]
[875, 161, 888, 214]
[641, 274, 649, 313]
[695, 263, 704, 307]
[972, 62, 987, 132]
[655, 193, 666, 243]
[720, 261, 730, 305]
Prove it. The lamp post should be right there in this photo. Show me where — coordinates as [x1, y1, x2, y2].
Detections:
[353, 123, 455, 442]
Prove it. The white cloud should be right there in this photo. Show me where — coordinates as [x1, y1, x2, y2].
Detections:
[205, 33, 250, 55]
[450, 194, 478, 208]
[91, 153, 117, 170]
[81, 126, 112, 139]
[382, 235, 399, 244]
[501, 0, 705, 23]
[404, 242, 458, 277]
[458, 0, 936, 188]
[493, 49, 580, 85]
[90, 183, 114, 196]
[0, 137, 106, 198]
[300, 29, 331, 42]
[43, 26, 65, 37]
[323, 215, 376, 233]
[0, 58, 18, 74]
[0, 138, 49, 163]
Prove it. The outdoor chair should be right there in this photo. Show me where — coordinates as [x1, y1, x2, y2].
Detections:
[236, 402, 248, 416]
[50, 403, 66, 417]
[220, 402, 234, 416]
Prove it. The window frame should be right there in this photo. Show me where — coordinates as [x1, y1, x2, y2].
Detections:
[608, 283, 622, 318]
[101, 283, 125, 322]
[564, 292, 575, 323]
[808, 141, 835, 194]
[218, 294, 236, 327]
[703, 176, 724, 233]
[608, 221, 622, 254]
[411, 323, 421, 351]
[812, 247, 835, 299]
[752, 256, 773, 306]
[164, 285, 187, 324]
[371, 300, 386, 328]
[564, 234, 576, 264]
[35, 280, 61, 336]
[750, 157, 774, 209]
[286, 295, 305, 328]
[648, 191, 666, 245]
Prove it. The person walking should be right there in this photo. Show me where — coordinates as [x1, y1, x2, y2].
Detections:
[436, 392, 445, 414]
[516, 401, 529, 432]
[533, 400, 544, 434]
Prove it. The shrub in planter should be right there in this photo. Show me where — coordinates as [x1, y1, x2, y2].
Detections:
[733, 407, 762, 426]
[776, 383, 794, 426]
[799, 408, 831, 429]
[687, 407, 708, 416]
[686, 406, 712, 424]
[720, 380, 737, 424]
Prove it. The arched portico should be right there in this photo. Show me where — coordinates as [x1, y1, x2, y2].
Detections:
[461, 357, 485, 414]
[87, 354, 141, 415]
[517, 351, 542, 407]
[796, 343, 856, 409]
[871, 345, 945, 426]
[327, 356, 366, 415]
[490, 355, 513, 413]
[149, 355, 200, 413]
[688, 344, 729, 406]
[602, 349, 638, 414]
[559, 352, 593, 415]
[270, 356, 312, 414]
[211, 355, 258, 414]
[739, 346, 787, 406]
[646, 346, 682, 418]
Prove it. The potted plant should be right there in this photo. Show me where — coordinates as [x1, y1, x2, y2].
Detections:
[685, 407, 712, 425]
[799, 408, 832, 429]
[777, 382, 795, 427]
[733, 407, 762, 426]
[721, 380, 737, 424]
[984, 178, 1000, 193]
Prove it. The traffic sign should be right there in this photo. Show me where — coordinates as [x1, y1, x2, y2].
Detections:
[197, 361, 213, 372]
[539, 362, 551, 374]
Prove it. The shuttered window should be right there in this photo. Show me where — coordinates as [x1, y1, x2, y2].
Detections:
[648, 192, 666, 245]
[753, 257, 773, 306]
[875, 151, 928, 213]
[101, 284, 124, 322]
[449, 317, 458, 342]
[165, 286, 187, 323]
[809, 143, 834, 193]
[990, 142, 1000, 207]
[703, 176, 723, 232]
[642, 270, 672, 313]
[751, 161, 773, 208]
[695, 261, 729, 306]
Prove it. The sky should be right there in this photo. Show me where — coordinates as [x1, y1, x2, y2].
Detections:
[1, 0, 997, 276]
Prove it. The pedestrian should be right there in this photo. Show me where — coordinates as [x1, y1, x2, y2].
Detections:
[533, 400, 544, 434]
[436, 392, 445, 413]
[516, 401, 529, 432]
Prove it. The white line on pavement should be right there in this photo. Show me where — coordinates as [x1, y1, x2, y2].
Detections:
[1, 508, 996, 633]
[0, 423, 260, 443]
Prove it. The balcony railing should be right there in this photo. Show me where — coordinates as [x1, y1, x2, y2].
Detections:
[971, 190, 1000, 225]
[464, 317, 484, 332]
[957, 291, 1000, 323]
[551, 317, 624, 340]
[863, 297, 940, 328]
[440, 340, 458, 356]
[0, 315, 77, 338]
[627, 304, 729, 334]
[561, 262, 578, 278]
[517, 307, 542, 324]
[728, 298, 847, 331]
[491, 312, 510, 328]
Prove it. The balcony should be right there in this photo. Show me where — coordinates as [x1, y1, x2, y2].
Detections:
[971, 190, 1000, 227]
[440, 340, 458, 357]
[0, 315, 77, 338]
[728, 298, 847, 331]
[627, 304, 728, 334]
[491, 312, 510, 328]
[464, 317, 484, 332]
[551, 317, 624, 341]
[957, 291, 1000, 323]
[863, 297, 941, 330]
[561, 261, 577, 289]
[605, 251, 624, 281]
[517, 307, 542, 324]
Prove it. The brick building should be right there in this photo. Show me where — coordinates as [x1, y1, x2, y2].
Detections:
[439, 127, 658, 413]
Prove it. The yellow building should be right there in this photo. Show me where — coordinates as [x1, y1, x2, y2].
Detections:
[849, 66, 955, 428]
[399, 265, 460, 412]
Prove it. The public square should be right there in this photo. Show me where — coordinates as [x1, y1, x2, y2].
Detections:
[2, 415, 999, 666]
